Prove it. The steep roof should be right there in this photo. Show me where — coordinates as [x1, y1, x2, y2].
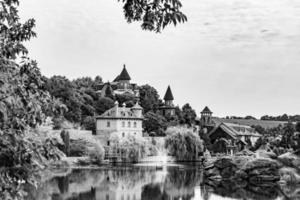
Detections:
[201, 106, 212, 113]
[118, 65, 131, 81]
[96, 103, 143, 119]
[164, 86, 174, 101]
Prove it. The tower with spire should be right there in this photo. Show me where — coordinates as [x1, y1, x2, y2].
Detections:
[159, 85, 176, 117]
[97, 64, 139, 98]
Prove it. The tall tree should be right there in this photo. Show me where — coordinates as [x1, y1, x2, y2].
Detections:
[0, 1, 60, 198]
[181, 103, 197, 126]
[139, 84, 161, 113]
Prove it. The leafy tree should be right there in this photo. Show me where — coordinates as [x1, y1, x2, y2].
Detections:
[165, 127, 203, 161]
[0, 1, 62, 198]
[143, 112, 167, 136]
[115, 93, 136, 107]
[139, 84, 161, 113]
[181, 103, 197, 126]
[119, 0, 187, 32]
[94, 97, 115, 115]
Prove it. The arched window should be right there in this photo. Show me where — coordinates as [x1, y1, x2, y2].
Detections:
[122, 121, 125, 127]
[134, 122, 137, 128]
[107, 121, 110, 127]
[128, 121, 131, 127]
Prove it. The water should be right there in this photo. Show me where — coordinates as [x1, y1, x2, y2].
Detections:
[25, 164, 299, 200]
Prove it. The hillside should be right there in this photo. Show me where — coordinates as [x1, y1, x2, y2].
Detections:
[212, 118, 288, 129]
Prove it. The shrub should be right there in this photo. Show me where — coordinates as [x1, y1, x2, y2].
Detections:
[88, 143, 104, 165]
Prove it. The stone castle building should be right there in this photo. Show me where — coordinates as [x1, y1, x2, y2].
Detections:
[95, 101, 143, 146]
[159, 85, 176, 117]
[97, 65, 139, 98]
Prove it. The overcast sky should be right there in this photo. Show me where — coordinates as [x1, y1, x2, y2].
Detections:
[19, 0, 300, 118]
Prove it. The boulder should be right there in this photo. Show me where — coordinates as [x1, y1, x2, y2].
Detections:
[278, 152, 300, 169]
[214, 157, 236, 169]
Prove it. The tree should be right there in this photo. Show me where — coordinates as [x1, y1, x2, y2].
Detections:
[115, 93, 136, 107]
[143, 112, 167, 136]
[0, 1, 61, 198]
[181, 103, 197, 126]
[165, 127, 203, 161]
[139, 84, 161, 113]
[119, 0, 187, 32]
[94, 97, 115, 115]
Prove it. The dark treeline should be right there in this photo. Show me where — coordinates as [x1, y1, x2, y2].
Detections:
[226, 114, 300, 122]
[43, 75, 197, 135]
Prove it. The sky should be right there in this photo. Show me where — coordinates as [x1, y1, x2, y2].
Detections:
[19, 0, 300, 118]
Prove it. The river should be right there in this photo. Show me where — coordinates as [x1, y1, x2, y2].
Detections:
[24, 162, 299, 200]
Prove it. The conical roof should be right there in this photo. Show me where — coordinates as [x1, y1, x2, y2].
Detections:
[118, 65, 131, 81]
[132, 101, 143, 110]
[164, 86, 174, 101]
[201, 106, 212, 113]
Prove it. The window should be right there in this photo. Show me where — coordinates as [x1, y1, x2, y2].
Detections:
[107, 121, 110, 127]
[107, 141, 110, 146]
[122, 121, 125, 127]
[128, 121, 131, 127]
[134, 122, 137, 128]
[122, 132, 125, 137]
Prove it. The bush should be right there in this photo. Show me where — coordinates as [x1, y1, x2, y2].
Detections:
[88, 143, 104, 165]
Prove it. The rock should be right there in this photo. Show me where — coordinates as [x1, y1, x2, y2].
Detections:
[279, 167, 300, 184]
[278, 152, 300, 169]
[214, 157, 236, 169]
[256, 149, 277, 159]
[242, 158, 279, 172]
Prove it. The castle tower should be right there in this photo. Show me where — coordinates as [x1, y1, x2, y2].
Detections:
[200, 106, 213, 133]
[160, 86, 175, 117]
[164, 85, 174, 106]
[118, 64, 131, 89]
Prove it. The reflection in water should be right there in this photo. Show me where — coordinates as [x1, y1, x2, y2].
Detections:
[25, 165, 300, 200]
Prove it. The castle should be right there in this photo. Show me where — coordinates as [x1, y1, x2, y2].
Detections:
[96, 65, 139, 98]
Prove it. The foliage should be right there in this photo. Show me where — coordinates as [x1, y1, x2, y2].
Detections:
[119, 135, 147, 163]
[94, 97, 114, 115]
[88, 143, 104, 165]
[260, 114, 300, 122]
[115, 93, 136, 107]
[139, 84, 161, 113]
[0, 0, 64, 199]
[143, 111, 167, 136]
[118, 0, 187, 32]
[165, 127, 203, 161]
[82, 116, 96, 134]
[180, 103, 197, 126]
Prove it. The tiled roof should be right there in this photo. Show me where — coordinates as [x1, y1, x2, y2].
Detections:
[118, 65, 131, 81]
[164, 85, 174, 101]
[201, 106, 212, 113]
[97, 103, 143, 119]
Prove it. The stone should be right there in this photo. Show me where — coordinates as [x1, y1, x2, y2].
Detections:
[214, 157, 236, 169]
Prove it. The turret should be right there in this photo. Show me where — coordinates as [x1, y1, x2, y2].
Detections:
[163, 85, 174, 107]
[131, 101, 143, 118]
[200, 106, 213, 129]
